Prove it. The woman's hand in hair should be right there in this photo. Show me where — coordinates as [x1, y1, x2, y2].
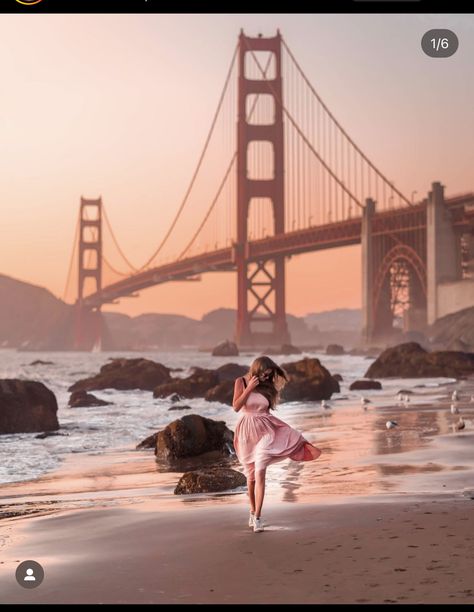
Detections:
[247, 375, 260, 391]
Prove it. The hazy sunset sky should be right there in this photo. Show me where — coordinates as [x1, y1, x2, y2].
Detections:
[1, 13, 473, 319]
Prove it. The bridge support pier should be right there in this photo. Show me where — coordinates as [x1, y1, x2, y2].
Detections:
[361, 198, 376, 343]
[427, 182, 461, 325]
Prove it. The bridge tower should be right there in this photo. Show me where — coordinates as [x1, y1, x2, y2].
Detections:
[73, 197, 103, 350]
[234, 30, 290, 348]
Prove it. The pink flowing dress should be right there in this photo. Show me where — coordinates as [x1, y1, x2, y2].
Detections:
[233, 377, 321, 481]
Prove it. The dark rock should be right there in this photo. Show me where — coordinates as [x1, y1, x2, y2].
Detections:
[136, 432, 159, 449]
[174, 467, 246, 494]
[35, 431, 69, 439]
[280, 358, 340, 402]
[205, 380, 235, 405]
[69, 358, 172, 392]
[365, 342, 474, 379]
[333, 373, 343, 382]
[215, 363, 247, 381]
[397, 389, 414, 395]
[29, 360, 54, 366]
[155, 414, 234, 462]
[68, 390, 113, 408]
[212, 340, 239, 356]
[170, 367, 184, 372]
[153, 369, 219, 399]
[0, 379, 59, 434]
[264, 344, 302, 355]
[349, 379, 382, 391]
[169, 393, 181, 403]
[326, 344, 345, 355]
[168, 404, 193, 411]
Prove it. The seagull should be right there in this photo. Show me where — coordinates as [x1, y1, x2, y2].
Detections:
[455, 417, 465, 431]
[361, 396, 371, 406]
[397, 393, 404, 402]
[321, 399, 331, 410]
[450, 403, 460, 415]
[452, 390, 459, 402]
[386, 420, 398, 429]
[403, 395, 410, 404]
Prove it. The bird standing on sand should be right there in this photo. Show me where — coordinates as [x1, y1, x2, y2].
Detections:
[450, 403, 460, 415]
[386, 420, 398, 429]
[361, 396, 371, 407]
[455, 417, 465, 431]
[321, 399, 331, 410]
[397, 393, 404, 402]
[452, 390, 459, 402]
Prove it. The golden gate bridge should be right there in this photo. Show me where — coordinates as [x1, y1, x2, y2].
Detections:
[62, 30, 474, 350]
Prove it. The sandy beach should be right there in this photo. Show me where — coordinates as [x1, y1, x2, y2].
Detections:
[1, 350, 474, 604]
[1, 495, 473, 604]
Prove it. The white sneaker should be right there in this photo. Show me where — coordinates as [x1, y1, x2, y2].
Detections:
[248, 511, 255, 528]
[253, 517, 264, 533]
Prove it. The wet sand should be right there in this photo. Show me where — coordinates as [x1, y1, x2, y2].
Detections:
[1, 496, 474, 604]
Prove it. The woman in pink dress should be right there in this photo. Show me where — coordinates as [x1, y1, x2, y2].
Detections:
[232, 356, 321, 533]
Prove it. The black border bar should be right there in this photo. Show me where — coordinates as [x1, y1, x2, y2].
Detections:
[2, 0, 472, 14]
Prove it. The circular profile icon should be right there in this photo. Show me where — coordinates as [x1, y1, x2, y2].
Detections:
[15, 560, 45, 589]
[16, 0, 44, 5]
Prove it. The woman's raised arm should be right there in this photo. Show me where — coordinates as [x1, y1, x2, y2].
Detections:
[232, 376, 259, 412]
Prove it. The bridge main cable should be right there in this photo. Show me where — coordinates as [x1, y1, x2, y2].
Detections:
[281, 38, 412, 208]
[135, 43, 239, 271]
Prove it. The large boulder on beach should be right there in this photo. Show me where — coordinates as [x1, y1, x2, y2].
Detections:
[212, 340, 239, 356]
[280, 358, 340, 402]
[155, 414, 234, 462]
[0, 379, 59, 434]
[205, 380, 235, 404]
[214, 363, 247, 381]
[136, 432, 159, 449]
[153, 369, 219, 399]
[68, 390, 113, 408]
[326, 343, 345, 355]
[153, 364, 247, 403]
[264, 344, 302, 355]
[349, 379, 382, 391]
[68, 358, 172, 392]
[365, 342, 474, 378]
[174, 467, 246, 494]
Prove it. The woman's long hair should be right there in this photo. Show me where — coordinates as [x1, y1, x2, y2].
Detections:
[247, 356, 289, 410]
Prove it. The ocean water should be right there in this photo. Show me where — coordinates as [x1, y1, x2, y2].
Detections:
[0, 348, 465, 495]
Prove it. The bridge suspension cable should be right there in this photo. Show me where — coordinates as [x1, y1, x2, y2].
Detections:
[135, 43, 239, 271]
[62, 206, 80, 301]
[281, 38, 412, 209]
[177, 52, 275, 260]
[102, 203, 140, 273]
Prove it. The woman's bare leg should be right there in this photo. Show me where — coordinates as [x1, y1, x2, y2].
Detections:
[255, 468, 266, 518]
[248, 479, 256, 513]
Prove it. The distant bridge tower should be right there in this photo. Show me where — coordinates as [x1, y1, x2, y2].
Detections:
[73, 197, 103, 350]
[234, 30, 290, 347]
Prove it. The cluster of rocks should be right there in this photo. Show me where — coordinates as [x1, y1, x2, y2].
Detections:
[365, 342, 474, 379]
[5, 341, 474, 493]
[136, 413, 243, 495]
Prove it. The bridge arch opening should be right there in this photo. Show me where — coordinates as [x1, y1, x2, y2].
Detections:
[247, 197, 275, 240]
[246, 94, 275, 125]
[246, 140, 274, 180]
[244, 51, 276, 80]
[372, 245, 427, 340]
